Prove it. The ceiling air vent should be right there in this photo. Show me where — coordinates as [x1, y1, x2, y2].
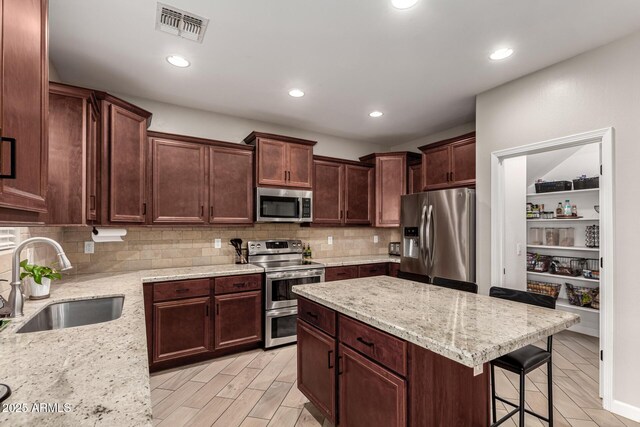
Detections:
[156, 2, 209, 43]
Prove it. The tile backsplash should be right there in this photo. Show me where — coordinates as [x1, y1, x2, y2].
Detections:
[52, 224, 400, 275]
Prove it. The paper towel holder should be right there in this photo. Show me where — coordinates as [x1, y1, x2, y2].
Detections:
[91, 227, 127, 243]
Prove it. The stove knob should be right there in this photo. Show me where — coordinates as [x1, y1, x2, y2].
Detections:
[256, 243, 262, 248]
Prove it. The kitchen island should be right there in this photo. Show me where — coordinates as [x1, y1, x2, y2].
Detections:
[292, 276, 579, 427]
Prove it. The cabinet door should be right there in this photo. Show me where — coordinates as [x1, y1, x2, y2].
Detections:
[214, 291, 262, 350]
[87, 102, 99, 222]
[256, 138, 287, 186]
[450, 138, 476, 187]
[344, 165, 372, 225]
[210, 147, 253, 224]
[375, 156, 406, 227]
[408, 163, 422, 194]
[422, 145, 451, 190]
[339, 344, 406, 427]
[297, 319, 337, 424]
[151, 138, 207, 224]
[0, 0, 48, 214]
[287, 143, 313, 188]
[46, 91, 85, 225]
[153, 297, 210, 363]
[313, 161, 343, 225]
[109, 104, 147, 223]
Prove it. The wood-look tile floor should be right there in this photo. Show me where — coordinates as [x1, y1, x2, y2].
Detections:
[150, 331, 639, 427]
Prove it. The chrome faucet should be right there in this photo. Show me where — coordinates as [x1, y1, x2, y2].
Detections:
[8, 237, 73, 318]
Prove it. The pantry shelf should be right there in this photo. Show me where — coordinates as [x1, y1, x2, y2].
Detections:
[526, 188, 599, 197]
[527, 218, 599, 222]
[527, 245, 599, 252]
[556, 298, 599, 313]
[527, 271, 600, 283]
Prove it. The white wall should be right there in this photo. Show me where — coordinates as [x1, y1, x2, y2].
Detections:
[49, 59, 61, 82]
[389, 122, 475, 152]
[114, 93, 386, 160]
[476, 30, 640, 414]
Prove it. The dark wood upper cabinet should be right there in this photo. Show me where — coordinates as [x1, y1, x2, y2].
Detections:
[408, 163, 422, 194]
[297, 319, 337, 424]
[313, 160, 343, 225]
[210, 146, 253, 224]
[420, 132, 476, 191]
[150, 137, 207, 225]
[0, 0, 49, 219]
[344, 164, 373, 225]
[214, 290, 262, 351]
[153, 296, 211, 363]
[86, 97, 100, 223]
[338, 343, 407, 427]
[46, 83, 98, 225]
[360, 152, 420, 227]
[244, 132, 316, 189]
[97, 94, 152, 224]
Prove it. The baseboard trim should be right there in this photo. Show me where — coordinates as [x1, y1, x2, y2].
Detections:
[611, 399, 640, 422]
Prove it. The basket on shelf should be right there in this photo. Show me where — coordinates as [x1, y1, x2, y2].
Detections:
[527, 280, 561, 300]
[582, 258, 600, 280]
[549, 257, 586, 277]
[565, 283, 599, 308]
[573, 176, 599, 190]
[534, 181, 572, 193]
[527, 253, 551, 272]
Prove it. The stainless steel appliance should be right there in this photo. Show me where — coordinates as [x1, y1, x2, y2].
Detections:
[400, 188, 475, 282]
[248, 239, 325, 348]
[255, 187, 313, 223]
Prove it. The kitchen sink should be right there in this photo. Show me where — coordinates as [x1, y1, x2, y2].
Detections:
[16, 296, 124, 334]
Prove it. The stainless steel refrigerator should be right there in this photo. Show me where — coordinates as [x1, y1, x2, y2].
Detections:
[400, 188, 475, 282]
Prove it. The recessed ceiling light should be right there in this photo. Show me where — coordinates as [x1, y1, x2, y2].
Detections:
[166, 55, 190, 68]
[391, 0, 418, 9]
[288, 89, 305, 98]
[369, 111, 384, 118]
[489, 48, 514, 61]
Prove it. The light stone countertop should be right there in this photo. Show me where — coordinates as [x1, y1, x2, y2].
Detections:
[313, 254, 400, 267]
[0, 263, 264, 426]
[292, 276, 580, 368]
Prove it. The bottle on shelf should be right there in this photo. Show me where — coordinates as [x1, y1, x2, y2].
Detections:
[556, 202, 563, 217]
[564, 200, 572, 216]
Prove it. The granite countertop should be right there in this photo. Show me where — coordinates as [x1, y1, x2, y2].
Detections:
[0, 263, 263, 426]
[314, 254, 400, 267]
[293, 276, 580, 368]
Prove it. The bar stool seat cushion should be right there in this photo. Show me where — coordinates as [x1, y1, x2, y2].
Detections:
[493, 345, 551, 372]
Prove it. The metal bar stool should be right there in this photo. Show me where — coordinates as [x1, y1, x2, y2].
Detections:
[432, 276, 478, 294]
[489, 286, 556, 426]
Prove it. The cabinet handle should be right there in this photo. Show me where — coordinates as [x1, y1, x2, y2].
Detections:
[206, 304, 210, 317]
[90, 195, 96, 210]
[340, 210, 343, 219]
[356, 336, 374, 347]
[216, 303, 219, 315]
[346, 210, 349, 219]
[233, 282, 247, 288]
[175, 288, 190, 293]
[450, 171, 454, 182]
[336, 272, 346, 276]
[338, 355, 343, 375]
[201, 205, 204, 217]
[0, 136, 16, 179]
[328, 350, 334, 369]
[287, 171, 291, 181]
[142, 202, 147, 215]
[306, 311, 318, 319]
[210, 206, 213, 217]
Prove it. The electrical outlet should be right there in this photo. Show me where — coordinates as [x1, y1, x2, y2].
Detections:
[214, 239, 222, 249]
[373, 235, 379, 243]
[84, 241, 95, 254]
[327, 236, 333, 245]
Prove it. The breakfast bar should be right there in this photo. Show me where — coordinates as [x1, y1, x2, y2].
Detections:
[292, 276, 580, 426]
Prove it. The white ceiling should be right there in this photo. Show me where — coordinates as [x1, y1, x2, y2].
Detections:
[50, 0, 640, 145]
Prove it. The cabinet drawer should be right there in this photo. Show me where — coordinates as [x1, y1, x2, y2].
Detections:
[299, 297, 336, 337]
[153, 279, 211, 302]
[358, 263, 388, 278]
[325, 266, 358, 282]
[215, 274, 262, 295]
[339, 314, 407, 376]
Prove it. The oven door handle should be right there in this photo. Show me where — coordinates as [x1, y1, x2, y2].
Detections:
[266, 307, 298, 318]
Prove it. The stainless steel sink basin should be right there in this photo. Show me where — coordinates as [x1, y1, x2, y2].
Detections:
[16, 296, 124, 334]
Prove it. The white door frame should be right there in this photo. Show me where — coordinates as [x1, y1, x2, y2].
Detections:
[490, 127, 614, 411]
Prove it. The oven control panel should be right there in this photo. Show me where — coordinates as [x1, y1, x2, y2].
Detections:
[248, 239, 303, 255]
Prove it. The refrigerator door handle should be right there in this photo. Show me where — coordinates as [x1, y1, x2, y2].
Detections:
[427, 205, 435, 268]
[420, 204, 428, 266]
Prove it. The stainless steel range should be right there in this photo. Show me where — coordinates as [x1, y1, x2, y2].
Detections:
[248, 239, 325, 348]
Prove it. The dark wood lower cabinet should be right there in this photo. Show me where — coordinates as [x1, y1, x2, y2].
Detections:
[297, 319, 336, 424]
[339, 344, 407, 427]
[153, 296, 210, 363]
[214, 290, 262, 350]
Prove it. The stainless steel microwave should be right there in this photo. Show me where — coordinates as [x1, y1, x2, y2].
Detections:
[255, 187, 313, 223]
